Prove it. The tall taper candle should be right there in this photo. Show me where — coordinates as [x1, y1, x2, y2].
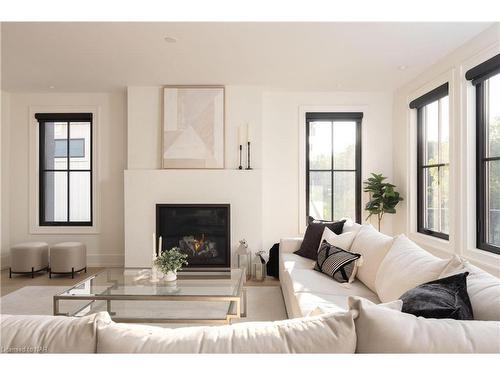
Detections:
[246, 122, 251, 143]
[159, 236, 163, 253]
[153, 233, 156, 257]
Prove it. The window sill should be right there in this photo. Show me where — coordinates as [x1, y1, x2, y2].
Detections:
[30, 225, 100, 235]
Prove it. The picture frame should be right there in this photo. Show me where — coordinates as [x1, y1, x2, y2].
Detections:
[162, 85, 225, 169]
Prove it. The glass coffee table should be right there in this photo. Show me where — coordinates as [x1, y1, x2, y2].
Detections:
[53, 268, 247, 324]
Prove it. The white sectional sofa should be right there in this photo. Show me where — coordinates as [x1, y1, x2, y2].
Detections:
[1, 221, 500, 353]
[279, 221, 500, 322]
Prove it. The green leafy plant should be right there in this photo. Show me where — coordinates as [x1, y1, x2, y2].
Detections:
[154, 247, 188, 274]
[363, 173, 403, 231]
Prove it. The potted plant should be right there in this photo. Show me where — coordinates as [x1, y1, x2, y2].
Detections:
[363, 173, 403, 231]
[153, 247, 188, 281]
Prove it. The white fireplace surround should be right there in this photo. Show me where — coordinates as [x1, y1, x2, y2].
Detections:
[124, 169, 262, 268]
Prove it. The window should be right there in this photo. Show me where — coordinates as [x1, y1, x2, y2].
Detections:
[36, 113, 92, 226]
[467, 53, 500, 254]
[410, 83, 450, 240]
[306, 112, 362, 223]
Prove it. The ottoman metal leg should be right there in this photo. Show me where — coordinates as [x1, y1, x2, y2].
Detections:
[31, 267, 34, 278]
[9, 268, 12, 278]
[72, 267, 75, 279]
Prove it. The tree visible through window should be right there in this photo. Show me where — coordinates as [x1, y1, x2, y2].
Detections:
[36, 113, 93, 226]
[306, 112, 362, 223]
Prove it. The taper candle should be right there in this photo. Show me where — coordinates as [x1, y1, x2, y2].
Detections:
[159, 236, 163, 253]
[246, 123, 251, 143]
[152, 233, 156, 257]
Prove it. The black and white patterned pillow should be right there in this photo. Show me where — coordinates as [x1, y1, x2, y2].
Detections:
[314, 240, 361, 283]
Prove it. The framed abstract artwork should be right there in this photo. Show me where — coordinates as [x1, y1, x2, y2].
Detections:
[162, 85, 225, 169]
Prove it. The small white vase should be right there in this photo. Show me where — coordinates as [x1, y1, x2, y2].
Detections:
[164, 270, 177, 282]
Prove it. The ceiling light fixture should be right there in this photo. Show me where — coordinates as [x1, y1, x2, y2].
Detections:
[49, 85, 55, 89]
[164, 36, 178, 43]
[398, 65, 408, 71]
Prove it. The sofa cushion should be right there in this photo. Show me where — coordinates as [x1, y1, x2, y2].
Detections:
[400, 272, 474, 320]
[288, 268, 380, 300]
[281, 253, 315, 272]
[349, 224, 394, 292]
[314, 241, 361, 283]
[374, 234, 451, 302]
[96, 310, 357, 353]
[349, 296, 500, 353]
[297, 292, 382, 316]
[294, 219, 345, 260]
[0, 312, 106, 353]
[440, 256, 500, 321]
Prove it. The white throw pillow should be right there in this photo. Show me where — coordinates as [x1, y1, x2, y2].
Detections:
[440, 255, 500, 321]
[319, 227, 356, 252]
[341, 218, 362, 235]
[349, 296, 500, 353]
[0, 312, 106, 353]
[374, 234, 451, 302]
[349, 224, 394, 292]
[96, 311, 357, 353]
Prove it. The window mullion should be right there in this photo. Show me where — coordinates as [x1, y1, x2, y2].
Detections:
[331, 121, 335, 221]
[67, 121, 70, 223]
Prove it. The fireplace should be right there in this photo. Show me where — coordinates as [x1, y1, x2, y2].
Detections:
[156, 204, 231, 270]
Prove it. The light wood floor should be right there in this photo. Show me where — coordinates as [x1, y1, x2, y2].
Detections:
[0, 267, 104, 297]
[0, 268, 279, 297]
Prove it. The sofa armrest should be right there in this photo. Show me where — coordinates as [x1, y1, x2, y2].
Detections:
[279, 237, 303, 253]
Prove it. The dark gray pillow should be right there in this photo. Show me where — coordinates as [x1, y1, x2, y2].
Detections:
[314, 240, 360, 283]
[400, 272, 474, 320]
[294, 218, 345, 260]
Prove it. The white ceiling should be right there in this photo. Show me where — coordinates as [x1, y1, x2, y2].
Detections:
[1, 22, 494, 92]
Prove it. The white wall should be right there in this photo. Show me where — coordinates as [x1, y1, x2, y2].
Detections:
[392, 24, 500, 275]
[261, 91, 394, 251]
[1, 90, 10, 267]
[3, 92, 126, 267]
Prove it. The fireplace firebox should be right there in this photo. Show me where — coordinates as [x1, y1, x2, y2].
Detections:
[156, 204, 230, 270]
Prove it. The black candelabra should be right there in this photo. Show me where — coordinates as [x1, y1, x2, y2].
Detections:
[238, 144, 243, 170]
[246, 141, 253, 170]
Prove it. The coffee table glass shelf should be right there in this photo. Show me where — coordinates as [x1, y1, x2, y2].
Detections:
[53, 268, 247, 324]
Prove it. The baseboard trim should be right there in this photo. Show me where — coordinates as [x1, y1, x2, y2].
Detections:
[1, 253, 124, 270]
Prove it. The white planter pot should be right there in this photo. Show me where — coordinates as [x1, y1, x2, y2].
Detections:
[164, 270, 177, 282]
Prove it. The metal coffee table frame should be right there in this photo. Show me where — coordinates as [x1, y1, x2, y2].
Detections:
[53, 269, 247, 325]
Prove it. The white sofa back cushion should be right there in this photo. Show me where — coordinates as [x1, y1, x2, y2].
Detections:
[349, 224, 394, 292]
[349, 297, 500, 353]
[96, 311, 357, 353]
[0, 312, 106, 353]
[440, 256, 500, 321]
[374, 234, 451, 302]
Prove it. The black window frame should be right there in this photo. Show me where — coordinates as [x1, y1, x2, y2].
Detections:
[36, 113, 93, 227]
[467, 53, 500, 254]
[305, 112, 362, 224]
[411, 83, 450, 240]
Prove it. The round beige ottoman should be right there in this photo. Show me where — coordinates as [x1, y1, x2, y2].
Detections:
[10, 242, 49, 278]
[49, 242, 87, 278]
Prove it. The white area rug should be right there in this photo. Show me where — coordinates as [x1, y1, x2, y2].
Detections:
[0, 286, 287, 325]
